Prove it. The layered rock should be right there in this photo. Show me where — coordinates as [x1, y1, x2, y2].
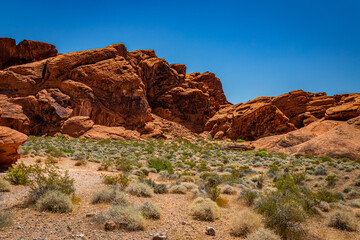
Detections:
[0, 126, 28, 167]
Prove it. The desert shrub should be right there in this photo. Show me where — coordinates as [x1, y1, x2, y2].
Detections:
[355, 210, 360, 218]
[256, 190, 306, 237]
[215, 196, 229, 207]
[94, 206, 146, 231]
[154, 184, 168, 194]
[4, 162, 30, 185]
[238, 188, 258, 206]
[349, 201, 360, 208]
[169, 184, 187, 194]
[349, 190, 357, 198]
[255, 149, 272, 158]
[230, 209, 263, 237]
[314, 166, 327, 176]
[205, 177, 220, 201]
[102, 173, 129, 189]
[245, 228, 281, 240]
[315, 189, 340, 203]
[127, 182, 154, 197]
[115, 158, 133, 172]
[292, 172, 306, 185]
[27, 163, 75, 201]
[182, 182, 198, 190]
[328, 211, 358, 232]
[91, 187, 130, 205]
[148, 158, 174, 174]
[326, 173, 338, 187]
[140, 201, 161, 219]
[319, 201, 330, 212]
[354, 179, 360, 186]
[180, 175, 195, 182]
[36, 190, 73, 213]
[0, 211, 11, 228]
[221, 184, 236, 195]
[343, 186, 353, 193]
[0, 178, 11, 192]
[189, 197, 220, 221]
[74, 159, 87, 166]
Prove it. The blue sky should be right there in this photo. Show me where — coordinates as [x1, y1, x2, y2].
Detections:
[1, 0, 359, 104]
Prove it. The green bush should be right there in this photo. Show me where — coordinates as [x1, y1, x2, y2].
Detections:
[27, 163, 75, 201]
[140, 201, 161, 219]
[205, 177, 220, 201]
[255, 149, 272, 158]
[154, 184, 168, 194]
[315, 189, 340, 203]
[326, 173, 338, 187]
[102, 174, 129, 189]
[4, 162, 29, 185]
[238, 188, 258, 206]
[148, 158, 174, 174]
[36, 190, 73, 213]
[115, 158, 133, 172]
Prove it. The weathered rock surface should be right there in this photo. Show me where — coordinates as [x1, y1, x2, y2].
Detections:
[0, 126, 28, 167]
[207, 90, 360, 141]
[0, 38, 57, 69]
[0, 38, 359, 160]
[249, 116, 360, 160]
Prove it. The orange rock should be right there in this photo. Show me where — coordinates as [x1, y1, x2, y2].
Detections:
[61, 116, 94, 138]
[0, 126, 27, 167]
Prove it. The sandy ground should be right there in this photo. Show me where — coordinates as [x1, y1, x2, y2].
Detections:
[0, 157, 359, 240]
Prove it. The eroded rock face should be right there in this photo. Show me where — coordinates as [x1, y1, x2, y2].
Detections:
[0, 38, 57, 69]
[0, 38, 359, 148]
[0, 126, 28, 167]
[0, 38, 228, 137]
[207, 90, 360, 140]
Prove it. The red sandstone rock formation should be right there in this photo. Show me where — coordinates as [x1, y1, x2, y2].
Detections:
[0, 126, 28, 167]
[0, 37, 359, 159]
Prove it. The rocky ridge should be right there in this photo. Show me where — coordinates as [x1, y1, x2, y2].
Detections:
[0, 37, 360, 163]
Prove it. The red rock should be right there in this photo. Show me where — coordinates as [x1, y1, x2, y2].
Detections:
[61, 116, 94, 137]
[0, 126, 28, 167]
[80, 125, 140, 140]
[0, 38, 57, 69]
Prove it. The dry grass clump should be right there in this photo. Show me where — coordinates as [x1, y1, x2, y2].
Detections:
[127, 181, 154, 197]
[94, 206, 146, 231]
[230, 209, 263, 237]
[245, 228, 281, 240]
[91, 187, 130, 205]
[221, 184, 237, 195]
[0, 178, 11, 192]
[36, 190, 73, 213]
[140, 201, 161, 219]
[0, 211, 11, 228]
[328, 211, 358, 232]
[169, 184, 187, 194]
[189, 197, 220, 221]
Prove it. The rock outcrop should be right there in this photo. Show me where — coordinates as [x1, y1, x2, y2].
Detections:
[206, 90, 360, 141]
[0, 38, 359, 160]
[248, 116, 360, 160]
[0, 126, 28, 167]
[0, 38, 57, 69]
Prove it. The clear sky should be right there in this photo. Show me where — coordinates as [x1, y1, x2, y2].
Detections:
[1, 0, 359, 104]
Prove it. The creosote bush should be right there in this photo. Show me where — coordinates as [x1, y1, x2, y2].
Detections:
[230, 209, 263, 237]
[189, 197, 220, 221]
[4, 162, 29, 185]
[36, 190, 73, 213]
[140, 201, 161, 219]
[127, 181, 154, 197]
[328, 211, 358, 232]
[148, 158, 174, 174]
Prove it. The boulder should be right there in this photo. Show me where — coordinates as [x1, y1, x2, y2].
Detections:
[61, 116, 94, 137]
[0, 126, 28, 167]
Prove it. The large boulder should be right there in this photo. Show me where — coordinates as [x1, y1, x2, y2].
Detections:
[0, 126, 28, 167]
